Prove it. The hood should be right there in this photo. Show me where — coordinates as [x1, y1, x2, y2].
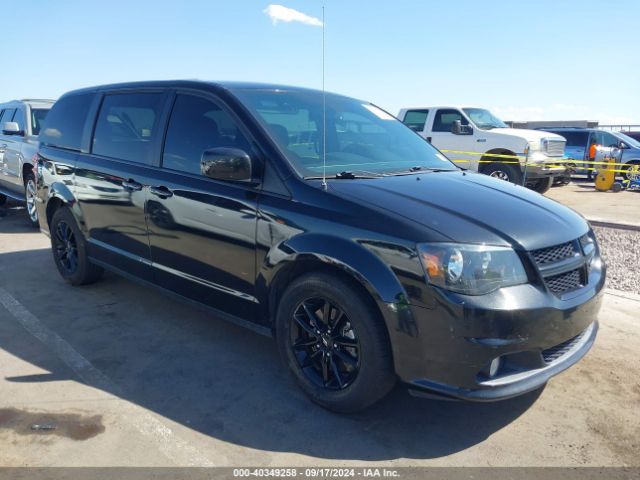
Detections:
[327, 171, 588, 251]
[487, 128, 565, 142]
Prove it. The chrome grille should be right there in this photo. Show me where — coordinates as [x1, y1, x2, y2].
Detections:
[542, 328, 589, 363]
[544, 139, 565, 157]
[531, 241, 577, 265]
[545, 268, 584, 294]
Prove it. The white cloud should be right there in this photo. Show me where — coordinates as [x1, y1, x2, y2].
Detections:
[263, 4, 323, 27]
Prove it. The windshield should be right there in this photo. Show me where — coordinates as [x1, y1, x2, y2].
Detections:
[462, 108, 508, 130]
[617, 132, 640, 149]
[232, 89, 456, 178]
[31, 108, 50, 136]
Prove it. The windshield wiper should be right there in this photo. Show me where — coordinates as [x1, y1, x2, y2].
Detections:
[386, 167, 458, 176]
[304, 170, 386, 180]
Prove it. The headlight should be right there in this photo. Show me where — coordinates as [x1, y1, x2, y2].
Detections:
[417, 243, 528, 295]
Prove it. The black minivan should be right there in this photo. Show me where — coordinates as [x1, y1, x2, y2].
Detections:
[35, 81, 604, 412]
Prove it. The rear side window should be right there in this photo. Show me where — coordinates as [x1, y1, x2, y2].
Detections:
[162, 94, 251, 175]
[433, 109, 468, 132]
[402, 110, 429, 132]
[92, 93, 164, 164]
[40, 94, 94, 151]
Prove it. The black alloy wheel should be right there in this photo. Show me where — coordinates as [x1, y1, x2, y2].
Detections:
[276, 273, 395, 412]
[50, 207, 104, 285]
[290, 297, 360, 390]
[53, 220, 79, 275]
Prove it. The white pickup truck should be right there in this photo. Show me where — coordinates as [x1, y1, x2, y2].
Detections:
[397, 106, 567, 193]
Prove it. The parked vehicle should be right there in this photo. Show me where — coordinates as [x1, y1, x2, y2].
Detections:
[397, 106, 567, 193]
[36, 81, 604, 412]
[541, 127, 640, 180]
[0, 99, 54, 225]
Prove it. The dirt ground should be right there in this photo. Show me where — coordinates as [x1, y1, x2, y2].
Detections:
[0, 207, 639, 467]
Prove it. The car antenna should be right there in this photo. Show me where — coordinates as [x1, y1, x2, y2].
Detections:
[321, 5, 327, 191]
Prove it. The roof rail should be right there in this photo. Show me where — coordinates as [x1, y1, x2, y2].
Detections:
[18, 98, 55, 103]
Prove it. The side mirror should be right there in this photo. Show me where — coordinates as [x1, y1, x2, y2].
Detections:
[2, 122, 22, 136]
[452, 120, 472, 135]
[200, 147, 253, 182]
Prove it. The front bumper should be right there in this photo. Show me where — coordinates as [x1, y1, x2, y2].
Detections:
[389, 265, 605, 402]
[524, 159, 567, 179]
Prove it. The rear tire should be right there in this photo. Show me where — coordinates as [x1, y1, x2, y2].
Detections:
[50, 206, 104, 286]
[276, 273, 395, 413]
[482, 162, 523, 185]
[24, 172, 39, 228]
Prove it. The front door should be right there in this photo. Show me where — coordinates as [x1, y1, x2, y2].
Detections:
[145, 92, 260, 321]
[428, 108, 479, 170]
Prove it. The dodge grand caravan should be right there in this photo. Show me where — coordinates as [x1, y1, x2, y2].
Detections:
[35, 81, 604, 412]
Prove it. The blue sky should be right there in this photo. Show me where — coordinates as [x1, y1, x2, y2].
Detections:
[4, 0, 639, 124]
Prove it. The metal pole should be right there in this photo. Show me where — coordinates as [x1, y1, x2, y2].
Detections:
[522, 148, 529, 186]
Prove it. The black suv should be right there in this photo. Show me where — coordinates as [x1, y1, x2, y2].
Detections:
[35, 81, 604, 412]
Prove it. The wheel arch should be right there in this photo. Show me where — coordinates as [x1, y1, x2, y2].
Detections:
[44, 182, 77, 230]
[22, 162, 34, 184]
[260, 233, 410, 333]
[479, 148, 520, 174]
[262, 236, 408, 377]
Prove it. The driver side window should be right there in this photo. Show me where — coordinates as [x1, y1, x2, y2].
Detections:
[162, 94, 251, 176]
[433, 109, 468, 132]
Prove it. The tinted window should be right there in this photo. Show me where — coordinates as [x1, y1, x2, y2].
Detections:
[162, 94, 251, 175]
[30, 108, 49, 136]
[556, 131, 588, 147]
[93, 93, 164, 164]
[402, 110, 429, 132]
[40, 93, 94, 151]
[433, 109, 468, 132]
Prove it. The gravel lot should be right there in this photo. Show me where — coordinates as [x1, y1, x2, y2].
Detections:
[593, 226, 640, 295]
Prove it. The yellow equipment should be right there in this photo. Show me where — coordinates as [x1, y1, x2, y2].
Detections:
[594, 147, 620, 192]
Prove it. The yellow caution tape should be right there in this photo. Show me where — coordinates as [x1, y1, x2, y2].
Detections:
[440, 149, 525, 160]
[446, 158, 633, 174]
[439, 148, 638, 175]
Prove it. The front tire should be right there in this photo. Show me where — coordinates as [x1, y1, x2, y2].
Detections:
[482, 162, 523, 185]
[24, 172, 39, 228]
[623, 161, 640, 181]
[50, 207, 104, 286]
[276, 273, 395, 413]
[528, 177, 553, 194]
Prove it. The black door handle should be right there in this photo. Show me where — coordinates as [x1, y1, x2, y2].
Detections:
[149, 185, 173, 198]
[122, 179, 143, 191]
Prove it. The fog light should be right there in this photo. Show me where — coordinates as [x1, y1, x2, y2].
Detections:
[482, 357, 502, 378]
